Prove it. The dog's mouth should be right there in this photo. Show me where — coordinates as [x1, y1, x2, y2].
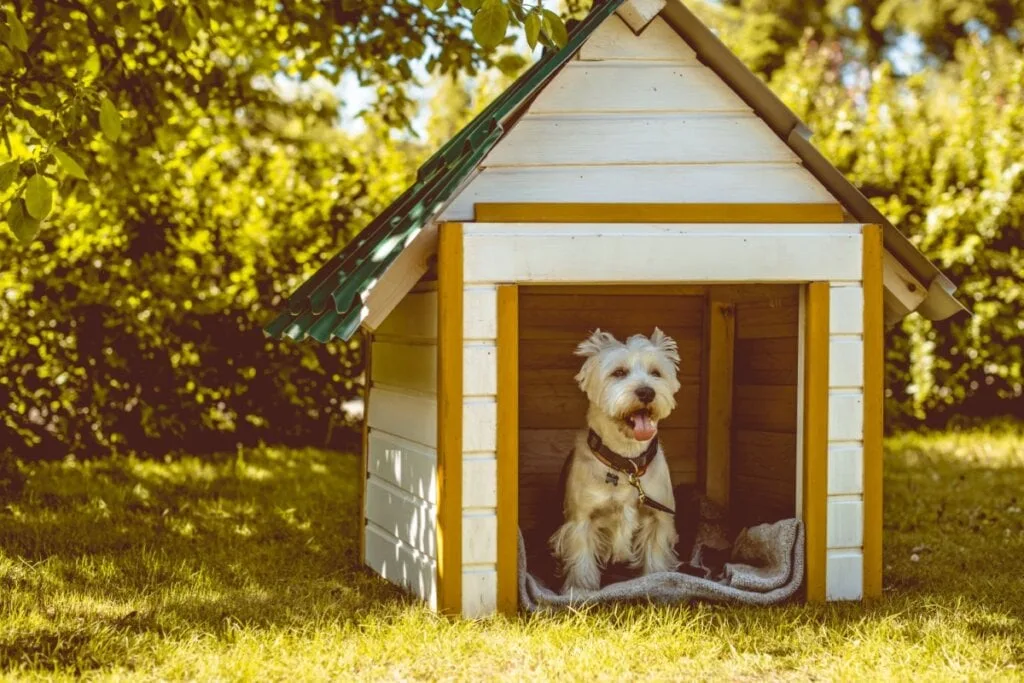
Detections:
[623, 409, 657, 441]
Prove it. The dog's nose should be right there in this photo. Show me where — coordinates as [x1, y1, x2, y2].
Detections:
[635, 386, 655, 404]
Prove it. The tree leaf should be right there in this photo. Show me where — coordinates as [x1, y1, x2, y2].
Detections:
[6, 198, 40, 244]
[0, 160, 18, 192]
[99, 97, 122, 142]
[424, 0, 445, 11]
[4, 9, 28, 52]
[25, 174, 52, 219]
[472, 0, 509, 50]
[460, 0, 482, 13]
[53, 148, 88, 180]
[524, 12, 541, 50]
[541, 9, 568, 48]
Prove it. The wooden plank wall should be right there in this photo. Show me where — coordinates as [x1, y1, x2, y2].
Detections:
[730, 286, 800, 529]
[517, 287, 704, 568]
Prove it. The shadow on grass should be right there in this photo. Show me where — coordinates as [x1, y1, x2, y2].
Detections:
[0, 431, 1022, 674]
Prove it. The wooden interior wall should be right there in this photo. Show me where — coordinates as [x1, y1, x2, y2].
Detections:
[517, 286, 704, 558]
[730, 287, 800, 529]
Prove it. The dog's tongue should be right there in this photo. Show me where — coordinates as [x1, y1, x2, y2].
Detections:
[630, 411, 657, 441]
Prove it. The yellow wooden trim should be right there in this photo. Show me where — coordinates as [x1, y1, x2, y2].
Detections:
[358, 332, 371, 567]
[496, 286, 519, 616]
[474, 203, 846, 224]
[862, 225, 884, 599]
[437, 223, 463, 615]
[803, 282, 830, 602]
[704, 294, 735, 507]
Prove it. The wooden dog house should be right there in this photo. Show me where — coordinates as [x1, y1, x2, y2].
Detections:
[266, 0, 966, 617]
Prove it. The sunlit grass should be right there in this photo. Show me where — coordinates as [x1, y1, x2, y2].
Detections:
[1, 431, 1022, 681]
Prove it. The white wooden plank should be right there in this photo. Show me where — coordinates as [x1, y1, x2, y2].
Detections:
[463, 512, 498, 565]
[365, 524, 437, 609]
[829, 337, 864, 389]
[482, 114, 800, 168]
[829, 285, 864, 335]
[827, 498, 864, 549]
[464, 343, 497, 397]
[464, 286, 497, 340]
[440, 164, 836, 221]
[462, 225, 864, 284]
[368, 431, 438, 504]
[828, 390, 864, 443]
[367, 387, 437, 448]
[371, 341, 436, 395]
[374, 290, 437, 340]
[365, 475, 437, 557]
[462, 569, 498, 618]
[826, 550, 864, 601]
[828, 444, 864, 496]
[580, 16, 696, 62]
[616, 0, 666, 32]
[463, 456, 498, 509]
[464, 399, 498, 452]
[363, 222, 438, 332]
[529, 63, 749, 114]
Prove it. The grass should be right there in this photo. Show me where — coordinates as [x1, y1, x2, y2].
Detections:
[0, 432, 1022, 681]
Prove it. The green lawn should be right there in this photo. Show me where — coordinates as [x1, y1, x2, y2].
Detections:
[1, 432, 1022, 681]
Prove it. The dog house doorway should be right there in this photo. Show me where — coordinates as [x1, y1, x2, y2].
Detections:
[514, 285, 802, 585]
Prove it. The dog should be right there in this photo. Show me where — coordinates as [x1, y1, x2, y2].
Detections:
[550, 328, 683, 594]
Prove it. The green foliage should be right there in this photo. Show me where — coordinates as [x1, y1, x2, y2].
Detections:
[768, 36, 1024, 425]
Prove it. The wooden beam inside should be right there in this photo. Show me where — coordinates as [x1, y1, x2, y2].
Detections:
[704, 294, 735, 508]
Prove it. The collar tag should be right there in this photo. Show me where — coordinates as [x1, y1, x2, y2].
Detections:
[605, 472, 619, 487]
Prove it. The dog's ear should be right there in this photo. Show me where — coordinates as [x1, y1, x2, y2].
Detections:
[575, 329, 620, 357]
[651, 327, 680, 365]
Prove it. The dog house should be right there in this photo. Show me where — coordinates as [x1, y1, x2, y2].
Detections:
[265, 0, 966, 617]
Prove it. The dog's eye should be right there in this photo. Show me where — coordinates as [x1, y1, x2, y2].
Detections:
[650, 369, 662, 378]
[610, 368, 628, 378]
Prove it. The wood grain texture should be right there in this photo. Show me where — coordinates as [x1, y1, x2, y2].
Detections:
[803, 282, 831, 602]
[367, 430, 438, 504]
[496, 286, 519, 615]
[365, 524, 437, 610]
[365, 475, 437, 557]
[616, 0, 666, 32]
[367, 387, 437, 449]
[437, 223, 463, 615]
[863, 224, 884, 599]
[704, 295, 734, 508]
[579, 15, 696, 62]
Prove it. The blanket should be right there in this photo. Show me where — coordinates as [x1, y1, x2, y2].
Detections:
[517, 516, 805, 611]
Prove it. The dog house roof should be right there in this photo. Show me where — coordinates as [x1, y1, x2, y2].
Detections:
[266, 0, 967, 344]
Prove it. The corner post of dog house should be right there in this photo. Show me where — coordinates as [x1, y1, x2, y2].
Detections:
[437, 222, 464, 615]
[496, 285, 519, 615]
[862, 225, 884, 598]
[803, 282, 830, 602]
[358, 329, 372, 568]
[704, 292, 735, 508]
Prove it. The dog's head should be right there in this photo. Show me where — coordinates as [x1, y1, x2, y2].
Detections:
[574, 328, 682, 442]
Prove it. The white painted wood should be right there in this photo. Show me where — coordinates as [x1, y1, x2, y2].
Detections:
[464, 399, 498, 452]
[829, 337, 864, 389]
[482, 114, 800, 168]
[580, 16, 696, 62]
[529, 63, 750, 115]
[883, 250, 927, 314]
[827, 390, 864, 443]
[463, 456, 498, 509]
[368, 430, 438, 504]
[462, 224, 864, 284]
[795, 286, 806, 519]
[374, 290, 437, 340]
[440, 164, 837, 222]
[365, 475, 437, 557]
[826, 549, 864, 601]
[829, 285, 864, 336]
[616, 0, 666, 32]
[370, 340, 436, 395]
[828, 444, 864, 496]
[367, 386, 437, 448]
[464, 343, 497, 397]
[827, 498, 864, 549]
[462, 569, 498, 618]
[365, 523, 438, 609]
[463, 512, 498, 564]
[464, 286, 498, 340]
[363, 222, 438, 332]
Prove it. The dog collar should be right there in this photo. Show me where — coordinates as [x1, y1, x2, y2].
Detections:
[586, 429, 659, 477]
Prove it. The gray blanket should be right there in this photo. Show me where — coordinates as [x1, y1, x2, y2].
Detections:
[518, 518, 805, 611]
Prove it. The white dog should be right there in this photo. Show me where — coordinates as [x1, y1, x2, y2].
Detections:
[550, 328, 682, 594]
